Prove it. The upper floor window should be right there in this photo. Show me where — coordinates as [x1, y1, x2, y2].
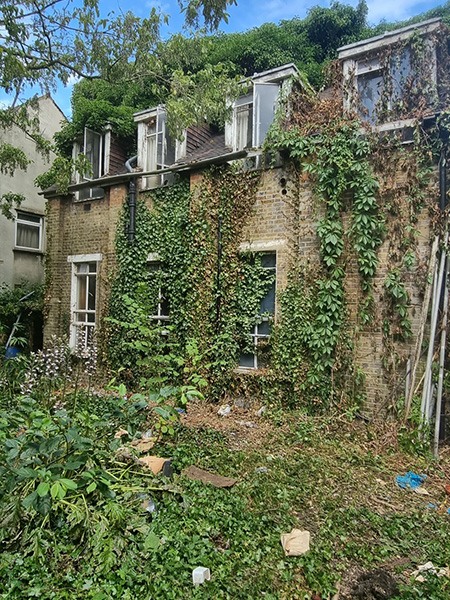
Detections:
[339, 18, 441, 127]
[15, 211, 43, 251]
[355, 47, 413, 123]
[136, 106, 178, 188]
[72, 127, 111, 201]
[226, 64, 299, 152]
[73, 127, 110, 180]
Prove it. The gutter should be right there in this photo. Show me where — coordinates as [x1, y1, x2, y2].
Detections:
[41, 150, 248, 199]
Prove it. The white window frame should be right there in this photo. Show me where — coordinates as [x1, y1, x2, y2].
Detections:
[15, 211, 43, 251]
[72, 126, 111, 197]
[68, 253, 102, 348]
[136, 107, 182, 189]
[238, 251, 277, 371]
[147, 253, 170, 324]
[226, 65, 299, 152]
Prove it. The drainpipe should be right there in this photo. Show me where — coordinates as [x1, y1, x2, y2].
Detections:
[216, 216, 223, 332]
[439, 144, 447, 212]
[125, 156, 138, 243]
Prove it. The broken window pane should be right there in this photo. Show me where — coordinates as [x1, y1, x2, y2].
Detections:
[390, 46, 412, 101]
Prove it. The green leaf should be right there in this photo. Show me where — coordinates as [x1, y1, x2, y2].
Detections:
[86, 481, 97, 493]
[50, 482, 65, 499]
[144, 531, 160, 551]
[60, 478, 78, 490]
[34, 493, 52, 516]
[23, 491, 38, 509]
[36, 482, 50, 497]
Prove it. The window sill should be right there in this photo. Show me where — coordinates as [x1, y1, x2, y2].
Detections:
[234, 367, 265, 375]
[13, 247, 44, 255]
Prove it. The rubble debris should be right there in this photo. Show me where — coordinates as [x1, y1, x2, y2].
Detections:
[142, 497, 157, 513]
[235, 420, 257, 428]
[412, 561, 450, 582]
[280, 528, 310, 556]
[218, 404, 231, 417]
[254, 467, 268, 473]
[138, 456, 173, 477]
[114, 428, 129, 438]
[375, 478, 388, 486]
[192, 566, 211, 585]
[131, 437, 155, 453]
[396, 471, 426, 490]
[182, 465, 237, 488]
[234, 397, 250, 409]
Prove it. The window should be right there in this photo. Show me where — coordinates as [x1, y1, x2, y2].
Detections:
[226, 65, 299, 152]
[68, 254, 101, 348]
[73, 127, 110, 199]
[15, 211, 43, 251]
[137, 107, 177, 188]
[239, 252, 276, 370]
[356, 49, 413, 123]
[339, 19, 441, 127]
[235, 94, 253, 151]
[148, 258, 170, 324]
[84, 128, 103, 179]
[356, 57, 383, 123]
[231, 84, 280, 151]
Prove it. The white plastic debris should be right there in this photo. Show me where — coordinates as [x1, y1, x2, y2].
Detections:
[218, 404, 231, 417]
[257, 406, 267, 417]
[192, 566, 211, 585]
[280, 529, 310, 556]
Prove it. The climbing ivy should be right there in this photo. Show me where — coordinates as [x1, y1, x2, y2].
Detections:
[107, 171, 276, 398]
[265, 117, 384, 408]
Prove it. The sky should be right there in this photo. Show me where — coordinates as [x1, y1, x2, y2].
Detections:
[1, 0, 446, 117]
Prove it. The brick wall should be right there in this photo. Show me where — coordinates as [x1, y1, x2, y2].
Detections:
[44, 162, 438, 416]
[44, 184, 127, 345]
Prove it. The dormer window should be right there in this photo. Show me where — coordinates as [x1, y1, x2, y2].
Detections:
[226, 64, 299, 152]
[355, 47, 413, 123]
[235, 93, 253, 151]
[135, 106, 180, 188]
[339, 18, 441, 128]
[73, 126, 111, 200]
[73, 127, 111, 180]
[233, 84, 280, 150]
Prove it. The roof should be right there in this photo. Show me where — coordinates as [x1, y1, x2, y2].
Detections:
[175, 133, 232, 166]
[338, 17, 442, 59]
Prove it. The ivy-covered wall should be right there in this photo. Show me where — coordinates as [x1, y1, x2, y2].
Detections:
[44, 136, 441, 417]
